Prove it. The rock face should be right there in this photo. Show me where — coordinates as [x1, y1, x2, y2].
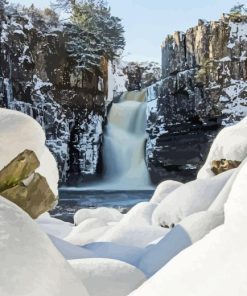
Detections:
[146, 14, 247, 183]
[0, 150, 57, 219]
[125, 61, 161, 91]
[0, 7, 106, 182]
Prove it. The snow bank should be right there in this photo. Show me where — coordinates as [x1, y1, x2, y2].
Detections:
[69, 258, 146, 296]
[0, 108, 59, 198]
[85, 242, 145, 266]
[65, 218, 112, 246]
[138, 210, 223, 277]
[48, 235, 95, 260]
[36, 212, 73, 239]
[74, 207, 123, 225]
[36, 147, 59, 196]
[198, 119, 247, 179]
[97, 203, 168, 248]
[152, 169, 233, 227]
[0, 197, 88, 296]
[0, 108, 45, 170]
[209, 168, 239, 212]
[150, 180, 182, 204]
[129, 159, 247, 296]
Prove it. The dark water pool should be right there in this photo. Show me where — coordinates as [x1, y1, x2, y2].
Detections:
[50, 189, 154, 222]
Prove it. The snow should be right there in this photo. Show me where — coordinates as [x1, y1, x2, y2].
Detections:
[74, 207, 123, 225]
[198, 118, 247, 178]
[84, 242, 145, 266]
[48, 235, 95, 260]
[0, 197, 89, 296]
[97, 202, 168, 248]
[138, 210, 223, 277]
[68, 258, 146, 296]
[152, 169, 233, 227]
[0, 108, 59, 200]
[129, 157, 247, 296]
[220, 79, 247, 126]
[65, 218, 112, 246]
[0, 108, 46, 170]
[36, 212, 73, 239]
[150, 180, 182, 204]
[36, 147, 59, 196]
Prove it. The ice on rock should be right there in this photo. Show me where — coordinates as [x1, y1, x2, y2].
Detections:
[98, 203, 168, 248]
[0, 197, 89, 296]
[74, 207, 123, 225]
[150, 180, 182, 204]
[0, 108, 46, 170]
[152, 169, 233, 227]
[138, 210, 223, 277]
[68, 258, 146, 296]
[198, 119, 247, 179]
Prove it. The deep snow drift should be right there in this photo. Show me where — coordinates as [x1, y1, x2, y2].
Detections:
[2, 108, 247, 296]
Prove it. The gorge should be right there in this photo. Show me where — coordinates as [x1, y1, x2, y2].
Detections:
[0, 4, 247, 188]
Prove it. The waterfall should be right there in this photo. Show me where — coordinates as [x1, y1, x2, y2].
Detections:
[102, 89, 152, 189]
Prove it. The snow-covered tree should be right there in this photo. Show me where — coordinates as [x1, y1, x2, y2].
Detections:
[230, 3, 247, 15]
[63, 0, 125, 72]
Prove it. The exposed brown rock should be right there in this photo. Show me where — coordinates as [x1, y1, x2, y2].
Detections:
[211, 159, 241, 175]
[0, 150, 57, 219]
[0, 150, 40, 192]
[1, 173, 57, 219]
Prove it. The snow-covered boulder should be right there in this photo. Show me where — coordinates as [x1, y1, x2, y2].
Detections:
[36, 212, 73, 239]
[36, 147, 59, 196]
[0, 108, 46, 170]
[150, 180, 182, 204]
[65, 218, 112, 246]
[198, 118, 247, 179]
[129, 158, 247, 296]
[74, 207, 123, 225]
[69, 258, 146, 296]
[0, 109, 59, 218]
[208, 168, 239, 213]
[152, 169, 233, 227]
[97, 203, 168, 248]
[0, 197, 89, 296]
[138, 210, 223, 277]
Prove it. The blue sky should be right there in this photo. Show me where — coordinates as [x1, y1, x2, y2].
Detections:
[10, 0, 239, 62]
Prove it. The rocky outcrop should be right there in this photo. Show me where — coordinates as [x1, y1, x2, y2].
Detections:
[0, 150, 57, 219]
[147, 14, 247, 183]
[125, 61, 161, 91]
[0, 7, 107, 182]
[211, 159, 241, 175]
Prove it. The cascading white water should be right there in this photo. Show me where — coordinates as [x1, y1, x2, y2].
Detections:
[102, 89, 152, 189]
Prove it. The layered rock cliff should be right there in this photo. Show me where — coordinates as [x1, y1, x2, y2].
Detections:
[0, 7, 107, 182]
[146, 14, 247, 183]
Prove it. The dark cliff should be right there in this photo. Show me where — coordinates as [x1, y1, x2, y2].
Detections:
[0, 7, 107, 182]
[146, 14, 247, 183]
